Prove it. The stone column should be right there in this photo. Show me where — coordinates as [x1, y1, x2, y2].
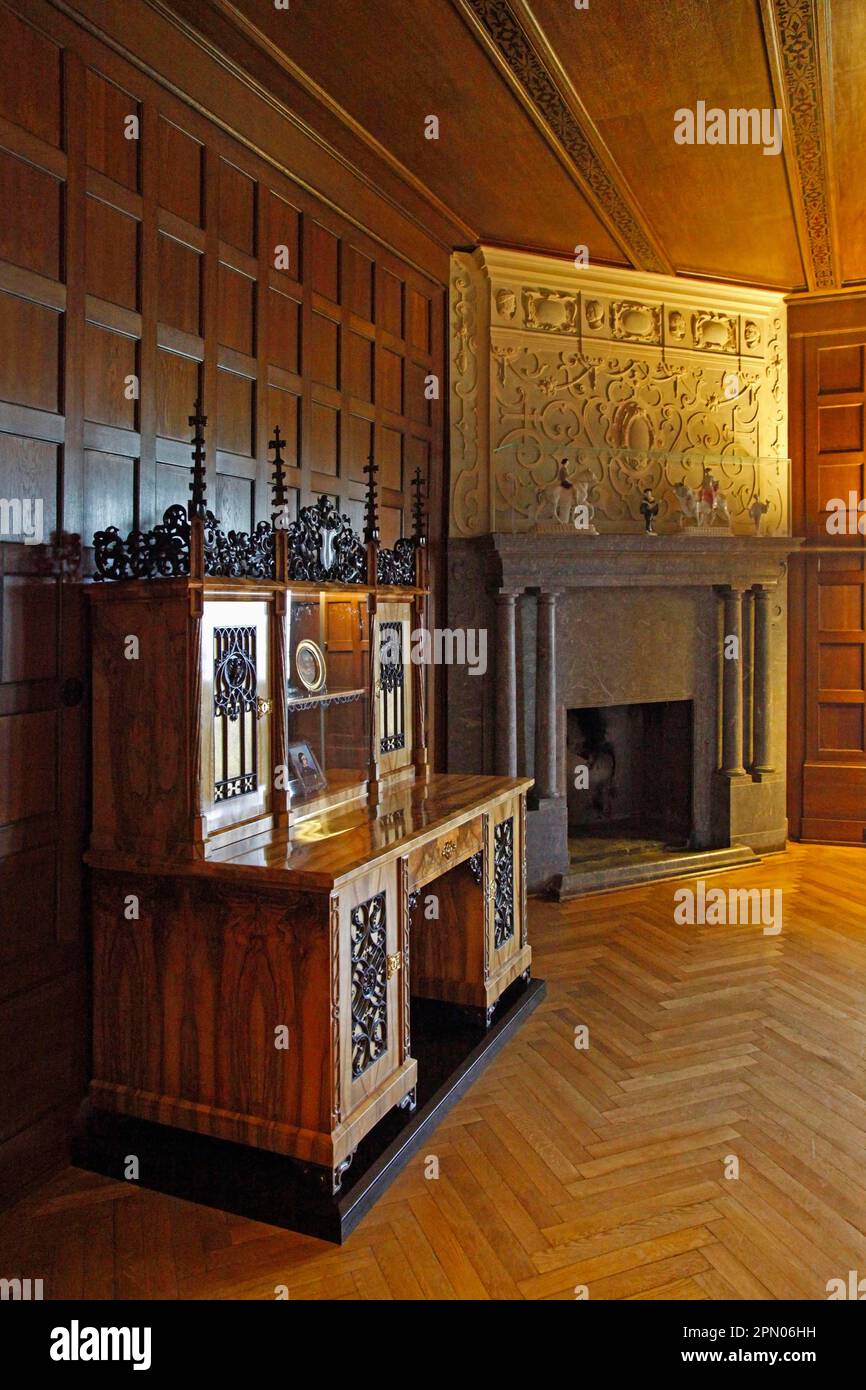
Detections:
[720, 586, 747, 777]
[741, 588, 754, 773]
[752, 585, 775, 777]
[495, 590, 518, 777]
[534, 591, 559, 801]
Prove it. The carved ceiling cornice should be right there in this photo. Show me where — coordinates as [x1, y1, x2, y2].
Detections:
[760, 0, 839, 291]
[453, 0, 672, 277]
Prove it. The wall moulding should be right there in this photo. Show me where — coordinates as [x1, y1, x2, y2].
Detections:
[449, 247, 789, 539]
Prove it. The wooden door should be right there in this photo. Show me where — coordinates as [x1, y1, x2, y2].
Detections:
[0, 553, 88, 1204]
[792, 332, 866, 842]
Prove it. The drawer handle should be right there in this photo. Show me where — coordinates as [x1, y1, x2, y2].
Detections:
[440, 839, 457, 861]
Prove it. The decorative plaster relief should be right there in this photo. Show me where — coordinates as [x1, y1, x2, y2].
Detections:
[490, 343, 788, 536]
[449, 253, 488, 538]
[610, 300, 662, 344]
[495, 287, 517, 319]
[584, 299, 605, 330]
[449, 250, 788, 540]
[692, 311, 738, 353]
[522, 288, 579, 334]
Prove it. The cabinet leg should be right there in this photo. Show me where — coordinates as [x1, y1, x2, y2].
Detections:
[398, 1085, 417, 1113]
[302, 1149, 356, 1197]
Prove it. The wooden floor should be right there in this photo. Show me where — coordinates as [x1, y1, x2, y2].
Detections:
[3, 841, 866, 1301]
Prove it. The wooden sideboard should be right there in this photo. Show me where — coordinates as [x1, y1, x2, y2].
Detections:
[84, 414, 534, 1197]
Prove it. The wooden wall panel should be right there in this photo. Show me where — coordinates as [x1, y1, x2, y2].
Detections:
[0, 0, 446, 1207]
[789, 297, 866, 844]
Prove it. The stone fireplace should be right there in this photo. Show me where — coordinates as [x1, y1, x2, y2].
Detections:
[446, 532, 801, 894]
[567, 699, 693, 845]
[445, 247, 801, 891]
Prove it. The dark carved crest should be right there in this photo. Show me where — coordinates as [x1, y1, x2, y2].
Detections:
[376, 538, 417, 587]
[94, 507, 276, 581]
[93, 504, 191, 580]
[203, 517, 275, 579]
[285, 495, 366, 584]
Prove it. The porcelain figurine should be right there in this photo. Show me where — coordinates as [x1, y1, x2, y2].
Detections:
[749, 496, 770, 534]
[639, 487, 660, 535]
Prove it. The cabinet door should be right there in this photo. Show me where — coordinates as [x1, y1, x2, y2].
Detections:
[373, 602, 413, 777]
[487, 795, 523, 977]
[338, 864, 404, 1123]
[201, 599, 271, 835]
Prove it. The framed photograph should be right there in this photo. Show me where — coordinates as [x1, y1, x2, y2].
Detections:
[294, 638, 327, 693]
[286, 740, 327, 798]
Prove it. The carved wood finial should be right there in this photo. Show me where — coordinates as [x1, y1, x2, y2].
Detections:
[363, 450, 380, 544]
[269, 424, 289, 527]
[188, 399, 208, 520]
[411, 466, 427, 545]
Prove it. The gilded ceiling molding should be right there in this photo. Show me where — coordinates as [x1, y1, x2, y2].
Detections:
[762, 0, 838, 290]
[456, 0, 670, 276]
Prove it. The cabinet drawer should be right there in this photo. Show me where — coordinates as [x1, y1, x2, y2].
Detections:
[407, 815, 483, 889]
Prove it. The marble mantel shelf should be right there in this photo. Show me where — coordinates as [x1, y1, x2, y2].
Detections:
[486, 533, 804, 590]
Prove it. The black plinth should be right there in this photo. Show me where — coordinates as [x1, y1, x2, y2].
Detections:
[74, 976, 546, 1244]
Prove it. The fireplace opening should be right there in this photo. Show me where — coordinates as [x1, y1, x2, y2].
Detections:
[566, 700, 693, 862]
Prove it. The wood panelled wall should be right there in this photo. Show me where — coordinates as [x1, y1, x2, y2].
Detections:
[788, 295, 866, 844]
[0, 0, 446, 1204]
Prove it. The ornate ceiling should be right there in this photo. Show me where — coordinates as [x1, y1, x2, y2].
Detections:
[166, 0, 860, 295]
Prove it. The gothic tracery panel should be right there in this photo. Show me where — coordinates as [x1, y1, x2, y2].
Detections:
[350, 891, 388, 1079]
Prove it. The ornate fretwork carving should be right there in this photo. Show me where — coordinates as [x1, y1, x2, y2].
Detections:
[399, 858, 411, 1064]
[213, 625, 257, 721]
[378, 620, 406, 754]
[468, 851, 484, 887]
[330, 895, 342, 1125]
[610, 300, 661, 344]
[269, 425, 289, 528]
[523, 287, 578, 334]
[93, 506, 276, 581]
[284, 495, 366, 584]
[450, 256, 487, 537]
[692, 311, 738, 354]
[411, 466, 427, 544]
[350, 892, 388, 1079]
[769, 0, 836, 288]
[94, 504, 191, 580]
[376, 538, 417, 586]
[461, 0, 666, 273]
[493, 817, 515, 950]
[212, 625, 258, 802]
[204, 517, 275, 579]
[188, 401, 208, 519]
[363, 453, 380, 545]
[490, 341, 788, 535]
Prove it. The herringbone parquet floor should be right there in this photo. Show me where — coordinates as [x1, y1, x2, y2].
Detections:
[3, 842, 866, 1300]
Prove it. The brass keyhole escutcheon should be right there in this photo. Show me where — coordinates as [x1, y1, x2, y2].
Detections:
[255, 697, 272, 719]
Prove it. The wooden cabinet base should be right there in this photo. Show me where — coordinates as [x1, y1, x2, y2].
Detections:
[77, 978, 546, 1241]
[88, 773, 532, 1197]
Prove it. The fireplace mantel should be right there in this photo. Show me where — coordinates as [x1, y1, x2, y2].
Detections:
[446, 532, 801, 894]
[486, 533, 803, 591]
